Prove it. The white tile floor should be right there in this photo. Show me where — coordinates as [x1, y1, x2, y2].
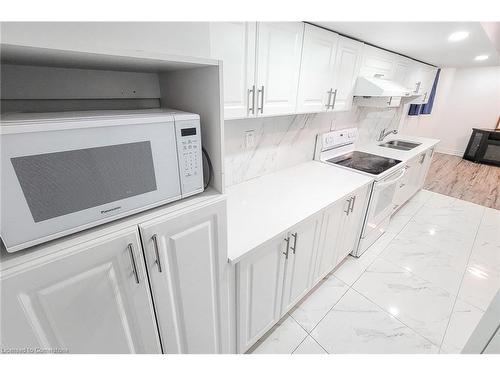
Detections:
[250, 190, 500, 354]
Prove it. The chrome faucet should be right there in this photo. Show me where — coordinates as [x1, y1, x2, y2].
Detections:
[378, 128, 398, 142]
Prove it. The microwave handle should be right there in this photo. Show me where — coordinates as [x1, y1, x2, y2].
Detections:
[376, 167, 407, 188]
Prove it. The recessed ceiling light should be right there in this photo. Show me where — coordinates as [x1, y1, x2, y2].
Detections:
[448, 31, 469, 42]
[475, 55, 489, 61]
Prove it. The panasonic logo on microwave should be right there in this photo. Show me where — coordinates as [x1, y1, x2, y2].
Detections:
[100, 206, 122, 214]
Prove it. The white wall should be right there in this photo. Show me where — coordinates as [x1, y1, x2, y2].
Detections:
[401, 66, 500, 156]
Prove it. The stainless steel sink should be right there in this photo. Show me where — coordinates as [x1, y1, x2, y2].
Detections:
[379, 140, 422, 151]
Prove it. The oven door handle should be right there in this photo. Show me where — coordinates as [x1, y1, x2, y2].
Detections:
[376, 167, 407, 188]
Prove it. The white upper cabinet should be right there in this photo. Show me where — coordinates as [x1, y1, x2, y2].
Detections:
[255, 22, 305, 116]
[296, 24, 339, 113]
[138, 199, 229, 354]
[359, 44, 397, 79]
[210, 22, 257, 119]
[407, 62, 438, 104]
[393, 57, 413, 88]
[331, 36, 364, 111]
[0, 227, 161, 354]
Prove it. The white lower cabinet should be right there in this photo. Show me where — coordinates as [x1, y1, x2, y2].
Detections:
[236, 185, 370, 353]
[1, 198, 231, 354]
[139, 199, 229, 354]
[280, 215, 322, 313]
[417, 147, 435, 189]
[393, 147, 435, 212]
[0, 227, 161, 354]
[236, 234, 287, 353]
[314, 184, 370, 282]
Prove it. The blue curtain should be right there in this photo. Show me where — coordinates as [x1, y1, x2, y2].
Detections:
[408, 68, 441, 116]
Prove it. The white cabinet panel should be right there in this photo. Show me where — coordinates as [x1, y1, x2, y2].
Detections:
[417, 147, 435, 189]
[210, 22, 256, 119]
[338, 185, 370, 263]
[313, 199, 347, 283]
[407, 63, 438, 104]
[256, 22, 304, 116]
[331, 36, 364, 112]
[359, 45, 397, 79]
[296, 24, 338, 113]
[0, 227, 161, 354]
[281, 215, 322, 312]
[393, 57, 412, 88]
[139, 199, 229, 354]
[236, 235, 287, 353]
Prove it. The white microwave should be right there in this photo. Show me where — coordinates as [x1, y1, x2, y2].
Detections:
[0, 109, 204, 253]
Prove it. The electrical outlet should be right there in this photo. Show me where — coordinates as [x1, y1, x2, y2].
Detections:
[245, 130, 255, 149]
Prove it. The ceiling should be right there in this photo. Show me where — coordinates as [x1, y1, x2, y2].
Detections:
[313, 22, 500, 68]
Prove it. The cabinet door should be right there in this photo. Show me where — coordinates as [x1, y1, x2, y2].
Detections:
[337, 185, 370, 264]
[296, 24, 338, 113]
[281, 214, 322, 313]
[313, 198, 349, 283]
[255, 22, 304, 116]
[408, 64, 437, 104]
[393, 58, 412, 87]
[332, 36, 364, 111]
[0, 228, 161, 354]
[236, 235, 287, 353]
[419, 67, 438, 104]
[210, 22, 257, 119]
[139, 199, 229, 354]
[359, 45, 397, 79]
[393, 156, 420, 209]
[417, 147, 434, 189]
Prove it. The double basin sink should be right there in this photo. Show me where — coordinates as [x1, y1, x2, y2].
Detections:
[379, 140, 422, 151]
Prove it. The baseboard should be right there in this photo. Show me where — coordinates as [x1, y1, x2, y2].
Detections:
[435, 146, 465, 157]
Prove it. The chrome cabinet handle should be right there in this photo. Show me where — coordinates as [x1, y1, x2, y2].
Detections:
[152, 234, 163, 273]
[331, 89, 338, 110]
[128, 243, 140, 284]
[414, 81, 421, 94]
[257, 85, 264, 114]
[419, 153, 426, 164]
[283, 236, 290, 259]
[290, 232, 298, 254]
[387, 96, 393, 106]
[325, 89, 333, 109]
[344, 198, 352, 215]
[350, 196, 356, 213]
[247, 85, 256, 115]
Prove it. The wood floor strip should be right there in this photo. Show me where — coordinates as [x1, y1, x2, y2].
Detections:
[424, 152, 500, 210]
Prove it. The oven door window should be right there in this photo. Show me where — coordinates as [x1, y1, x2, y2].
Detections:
[373, 183, 397, 220]
[11, 141, 157, 222]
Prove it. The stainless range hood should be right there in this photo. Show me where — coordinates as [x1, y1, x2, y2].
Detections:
[353, 75, 417, 108]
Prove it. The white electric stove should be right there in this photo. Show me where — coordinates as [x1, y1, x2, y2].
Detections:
[315, 128, 407, 256]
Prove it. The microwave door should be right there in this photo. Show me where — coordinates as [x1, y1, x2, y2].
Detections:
[1, 119, 182, 252]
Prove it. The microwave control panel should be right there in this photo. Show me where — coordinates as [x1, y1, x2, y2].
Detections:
[175, 117, 204, 197]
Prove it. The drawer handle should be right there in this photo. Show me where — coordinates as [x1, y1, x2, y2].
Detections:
[152, 234, 163, 273]
[128, 243, 140, 284]
[350, 196, 356, 213]
[248, 85, 256, 115]
[283, 236, 290, 259]
[344, 198, 351, 215]
[257, 85, 265, 114]
[291, 232, 298, 254]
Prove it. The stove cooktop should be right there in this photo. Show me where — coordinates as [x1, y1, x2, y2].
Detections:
[326, 151, 402, 175]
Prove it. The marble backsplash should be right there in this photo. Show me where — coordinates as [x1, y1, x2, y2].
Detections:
[224, 105, 405, 187]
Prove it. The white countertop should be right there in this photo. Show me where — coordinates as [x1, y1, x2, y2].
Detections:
[357, 134, 440, 163]
[226, 161, 374, 263]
